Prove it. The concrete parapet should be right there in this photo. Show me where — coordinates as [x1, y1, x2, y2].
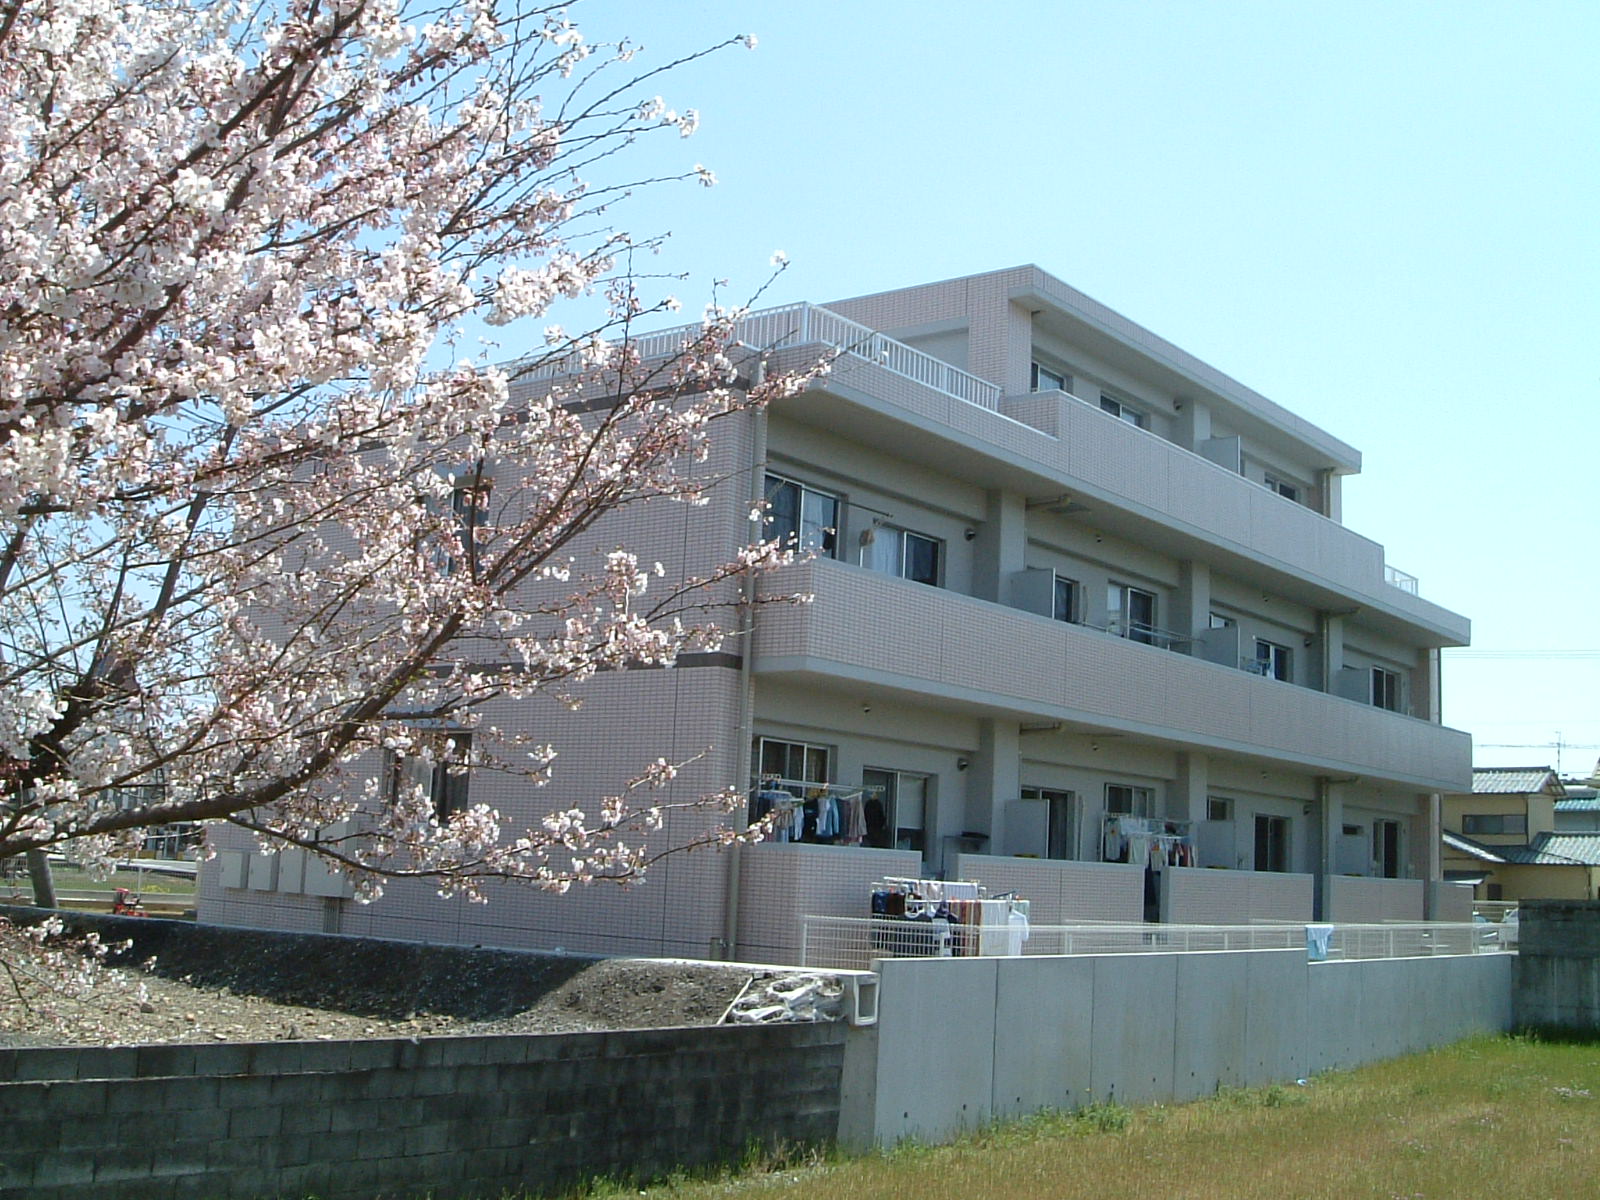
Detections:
[1513, 899, 1600, 1030]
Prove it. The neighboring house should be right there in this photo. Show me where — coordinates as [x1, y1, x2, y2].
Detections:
[1555, 784, 1600, 832]
[1442, 767, 1600, 900]
[201, 264, 1473, 961]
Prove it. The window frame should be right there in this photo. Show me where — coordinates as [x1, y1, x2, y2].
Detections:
[1263, 473, 1301, 503]
[1461, 813, 1527, 837]
[1098, 394, 1147, 429]
[1052, 574, 1080, 623]
[1372, 818, 1402, 878]
[388, 727, 473, 822]
[1371, 667, 1403, 712]
[1108, 582, 1159, 645]
[863, 767, 932, 855]
[1253, 813, 1290, 873]
[763, 473, 840, 559]
[1023, 785, 1077, 859]
[1105, 783, 1153, 818]
[1254, 638, 1292, 682]
[755, 736, 832, 790]
[1030, 361, 1068, 393]
[861, 523, 942, 587]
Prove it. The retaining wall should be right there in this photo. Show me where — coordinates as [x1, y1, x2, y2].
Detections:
[866, 948, 1513, 1144]
[0, 1023, 849, 1200]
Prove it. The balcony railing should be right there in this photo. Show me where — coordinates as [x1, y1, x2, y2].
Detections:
[513, 302, 1003, 412]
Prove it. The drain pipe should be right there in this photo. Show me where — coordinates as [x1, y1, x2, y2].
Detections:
[722, 393, 769, 961]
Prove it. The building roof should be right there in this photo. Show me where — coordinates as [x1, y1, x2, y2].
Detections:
[1443, 831, 1508, 863]
[1556, 794, 1600, 813]
[1523, 833, 1600, 867]
[1471, 767, 1565, 796]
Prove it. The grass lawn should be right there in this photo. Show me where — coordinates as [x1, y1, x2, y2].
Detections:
[2, 861, 196, 900]
[587, 1033, 1600, 1200]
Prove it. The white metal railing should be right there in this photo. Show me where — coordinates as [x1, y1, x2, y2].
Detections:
[512, 302, 1003, 411]
[1384, 564, 1420, 594]
[798, 916, 1508, 970]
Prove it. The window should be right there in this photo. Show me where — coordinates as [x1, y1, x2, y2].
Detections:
[1373, 819, 1401, 878]
[1342, 823, 1364, 837]
[1209, 612, 1236, 630]
[1099, 395, 1147, 429]
[1371, 667, 1403, 712]
[1030, 362, 1067, 393]
[863, 768, 931, 854]
[756, 737, 830, 788]
[1253, 814, 1289, 872]
[1108, 583, 1158, 645]
[1206, 796, 1232, 821]
[1023, 786, 1077, 859]
[1462, 813, 1527, 836]
[1105, 783, 1153, 817]
[1052, 575, 1080, 623]
[418, 480, 491, 577]
[1254, 638, 1292, 682]
[764, 474, 838, 557]
[389, 728, 472, 821]
[861, 525, 941, 586]
[1263, 474, 1300, 503]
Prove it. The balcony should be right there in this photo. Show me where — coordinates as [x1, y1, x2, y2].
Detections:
[753, 559, 1471, 792]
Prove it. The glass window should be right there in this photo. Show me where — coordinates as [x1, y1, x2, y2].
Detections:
[1099, 395, 1147, 429]
[1371, 667, 1403, 712]
[1209, 612, 1236, 630]
[1264, 474, 1300, 502]
[390, 729, 472, 821]
[1254, 814, 1289, 872]
[1053, 575, 1079, 623]
[1254, 638, 1292, 682]
[1373, 819, 1402, 878]
[863, 768, 931, 855]
[1206, 796, 1232, 821]
[1030, 362, 1067, 393]
[1105, 783, 1153, 817]
[1024, 786, 1077, 859]
[757, 737, 830, 788]
[862, 525, 941, 586]
[764, 474, 838, 557]
[1108, 583, 1158, 645]
[1462, 813, 1527, 836]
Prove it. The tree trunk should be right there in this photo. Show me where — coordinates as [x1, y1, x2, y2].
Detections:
[26, 848, 57, 909]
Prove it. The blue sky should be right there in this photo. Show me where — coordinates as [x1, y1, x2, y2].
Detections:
[549, 1, 1599, 775]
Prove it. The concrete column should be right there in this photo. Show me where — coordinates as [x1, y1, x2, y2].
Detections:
[1413, 647, 1441, 723]
[972, 489, 1027, 604]
[1175, 560, 1211, 653]
[968, 718, 1021, 854]
[1319, 469, 1343, 522]
[1315, 777, 1347, 921]
[1319, 612, 1347, 695]
[1173, 752, 1208, 826]
[1175, 398, 1212, 454]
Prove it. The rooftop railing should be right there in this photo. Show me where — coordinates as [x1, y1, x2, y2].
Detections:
[513, 302, 1003, 412]
[1385, 564, 1420, 594]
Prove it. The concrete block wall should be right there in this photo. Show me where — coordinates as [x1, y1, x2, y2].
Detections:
[1324, 875, 1426, 923]
[0, 1024, 847, 1200]
[1160, 866, 1314, 924]
[950, 853, 1143, 924]
[736, 842, 922, 965]
[871, 949, 1513, 1144]
[1513, 900, 1600, 1030]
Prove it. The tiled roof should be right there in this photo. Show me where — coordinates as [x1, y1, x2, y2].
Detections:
[1556, 795, 1600, 813]
[1471, 767, 1563, 796]
[1443, 831, 1508, 863]
[1522, 833, 1600, 867]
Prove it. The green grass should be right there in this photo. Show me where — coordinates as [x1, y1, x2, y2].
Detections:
[2, 862, 196, 899]
[567, 1033, 1600, 1200]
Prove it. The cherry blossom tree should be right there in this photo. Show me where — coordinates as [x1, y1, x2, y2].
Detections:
[0, 0, 814, 915]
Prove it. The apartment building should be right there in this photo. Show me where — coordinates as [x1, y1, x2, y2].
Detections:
[200, 265, 1474, 962]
